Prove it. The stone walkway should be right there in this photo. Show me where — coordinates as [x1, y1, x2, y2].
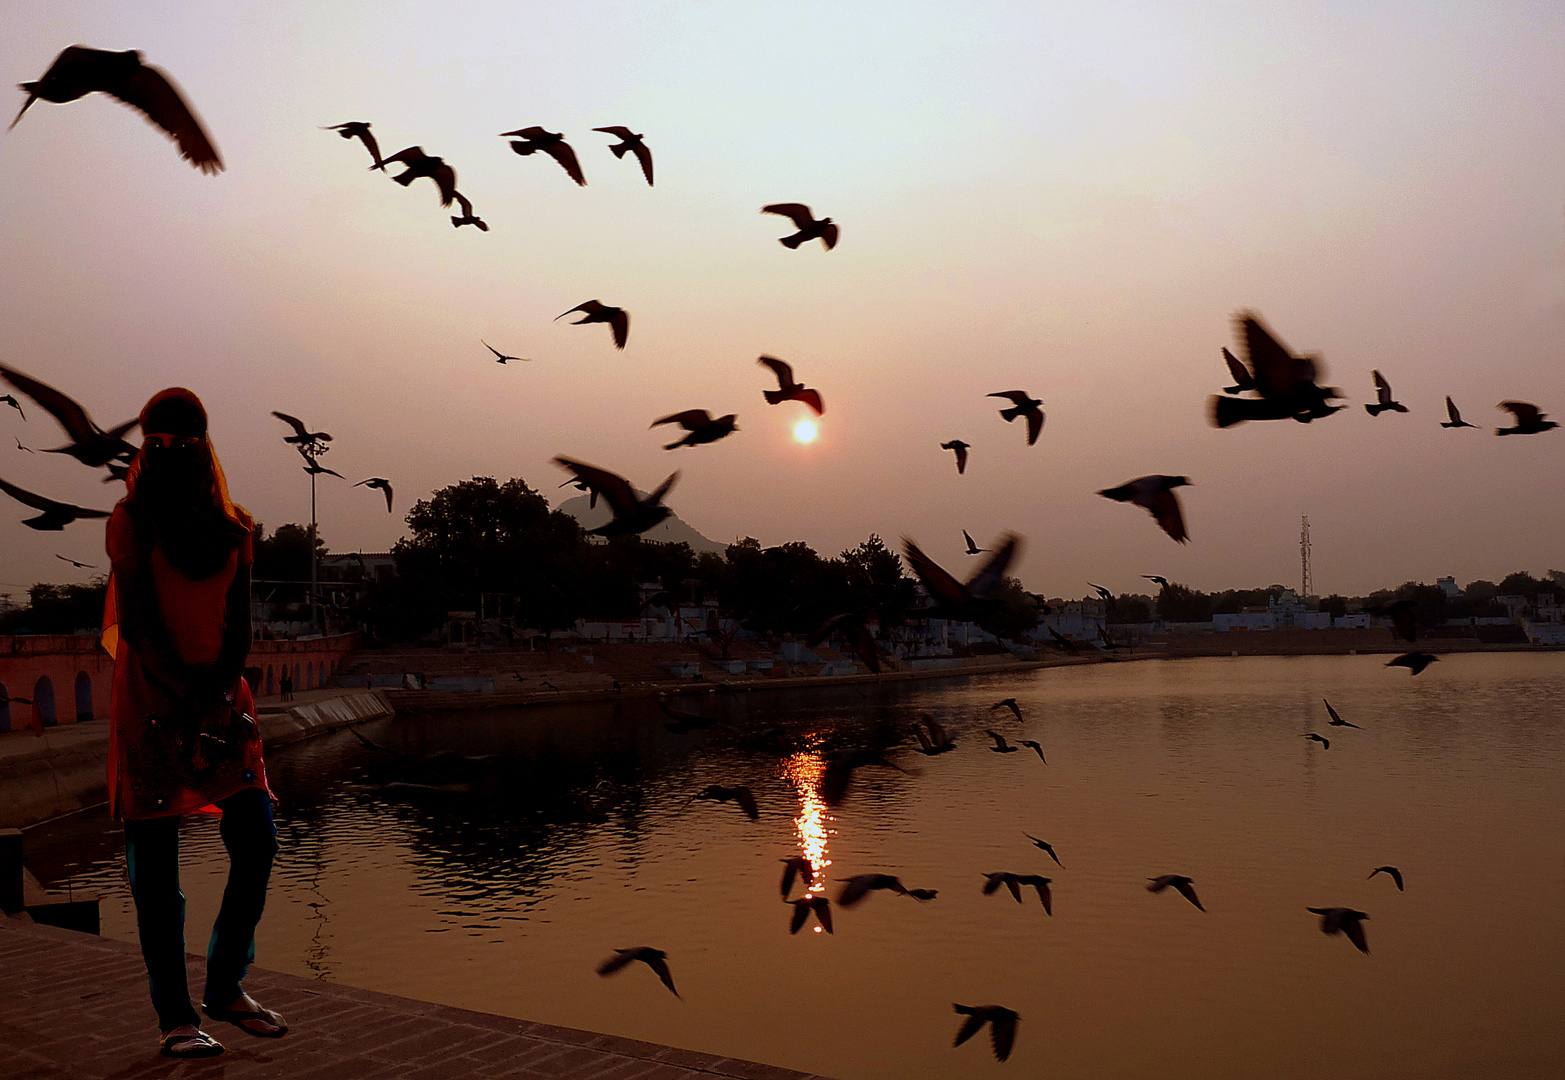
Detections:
[0, 918, 830, 1080]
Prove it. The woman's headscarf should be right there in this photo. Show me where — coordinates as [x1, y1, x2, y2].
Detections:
[102, 388, 252, 659]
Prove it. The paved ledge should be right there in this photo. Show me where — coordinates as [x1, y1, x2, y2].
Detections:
[0, 917, 831, 1080]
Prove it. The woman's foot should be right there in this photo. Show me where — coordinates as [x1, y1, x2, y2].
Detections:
[201, 992, 288, 1038]
[160, 1025, 224, 1058]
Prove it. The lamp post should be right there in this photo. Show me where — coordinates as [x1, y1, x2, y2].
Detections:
[273, 413, 335, 634]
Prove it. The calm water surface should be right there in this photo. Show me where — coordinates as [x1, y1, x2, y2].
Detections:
[29, 654, 1565, 1079]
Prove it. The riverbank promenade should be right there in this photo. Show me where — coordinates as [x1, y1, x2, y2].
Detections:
[0, 918, 830, 1080]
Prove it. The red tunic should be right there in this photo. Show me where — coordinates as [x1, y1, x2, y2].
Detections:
[106, 507, 269, 820]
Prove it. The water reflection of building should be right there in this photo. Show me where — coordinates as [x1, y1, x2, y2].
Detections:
[783, 752, 832, 917]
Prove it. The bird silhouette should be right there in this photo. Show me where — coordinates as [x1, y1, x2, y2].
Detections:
[1024, 834, 1063, 867]
[0, 477, 111, 530]
[907, 888, 939, 901]
[1098, 475, 1191, 543]
[301, 459, 343, 480]
[787, 896, 833, 934]
[13, 46, 222, 173]
[912, 716, 956, 755]
[901, 534, 1018, 622]
[1144, 575, 1171, 588]
[988, 391, 1044, 445]
[481, 340, 526, 364]
[1308, 907, 1369, 954]
[757, 356, 824, 415]
[1303, 733, 1330, 749]
[355, 477, 393, 513]
[651, 410, 738, 450]
[1221, 347, 1255, 393]
[1323, 699, 1358, 727]
[449, 191, 488, 230]
[937, 440, 970, 475]
[1089, 583, 1113, 603]
[557, 300, 628, 349]
[559, 476, 598, 509]
[779, 856, 815, 897]
[952, 1004, 1018, 1063]
[55, 554, 95, 569]
[1, 394, 23, 419]
[983, 872, 1053, 912]
[1209, 312, 1344, 427]
[1147, 875, 1205, 911]
[821, 747, 904, 806]
[836, 874, 910, 907]
[1369, 866, 1404, 891]
[272, 411, 332, 445]
[0, 365, 137, 468]
[1441, 396, 1476, 428]
[0, 691, 34, 707]
[1020, 740, 1046, 762]
[1387, 651, 1438, 675]
[991, 698, 1023, 722]
[807, 613, 881, 675]
[961, 529, 986, 555]
[322, 121, 383, 168]
[1047, 626, 1080, 654]
[596, 947, 679, 996]
[692, 784, 759, 820]
[553, 458, 676, 536]
[985, 730, 1019, 754]
[380, 146, 458, 206]
[501, 126, 585, 185]
[1369, 598, 1418, 642]
[761, 203, 837, 249]
[656, 698, 719, 735]
[592, 126, 653, 185]
[1495, 401, 1558, 435]
[1364, 370, 1408, 416]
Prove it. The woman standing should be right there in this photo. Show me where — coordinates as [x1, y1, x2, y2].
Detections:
[104, 389, 287, 1058]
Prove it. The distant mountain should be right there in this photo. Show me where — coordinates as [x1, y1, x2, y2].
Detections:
[557, 494, 728, 554]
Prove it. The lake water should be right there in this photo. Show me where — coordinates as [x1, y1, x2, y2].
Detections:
[27, 653, 1565, 1079]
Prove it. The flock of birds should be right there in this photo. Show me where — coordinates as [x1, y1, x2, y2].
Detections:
[0, 41, 1553, 1069]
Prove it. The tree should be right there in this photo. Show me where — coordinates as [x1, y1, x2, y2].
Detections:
[0, 580, 108, 634]
[253, 523, 326, 583]
[1156, 583, 1212, 622]
[977, 577, 1040, 641]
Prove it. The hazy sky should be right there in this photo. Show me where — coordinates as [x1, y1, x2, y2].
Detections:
[2, 0, 1563, 604]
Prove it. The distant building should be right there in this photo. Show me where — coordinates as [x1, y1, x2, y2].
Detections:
[320, 551, 396, 583]
[1496, 595, 1528, 620]
[1437, 576, 1463, 599]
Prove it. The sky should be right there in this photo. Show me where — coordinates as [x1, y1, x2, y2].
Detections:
[1, 0, 1563, 604]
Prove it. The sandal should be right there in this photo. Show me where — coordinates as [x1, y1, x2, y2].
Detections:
[160, 1026, 224, 1058]
[202, 997, 288, 1038]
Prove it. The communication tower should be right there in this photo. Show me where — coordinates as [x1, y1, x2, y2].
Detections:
[1300, 515, 1313, 599]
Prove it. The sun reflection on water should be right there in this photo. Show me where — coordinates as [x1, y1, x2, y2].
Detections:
[783, 751, 834, 927]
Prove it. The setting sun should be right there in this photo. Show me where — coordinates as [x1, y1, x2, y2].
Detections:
[793, 420, 818, 443]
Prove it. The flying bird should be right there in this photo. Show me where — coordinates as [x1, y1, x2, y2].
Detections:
[501, 126, 585, 185]
[596, 947, 679, 996]
[788, 896, 833, 935]
[1, 394, 23, 419]
[911, 716, 956, 755]
[301, 459, 343, 479]
[757, 356, 824, 415]
[380, 146, 457, 206]
[449, 191, 488, 230]
[692, 784, 759, 820]
[0, 477, 111, 530]
[807, 613, 881, 675]
[1024, 834, 1063, 867]
[557, 300, 628, 349]
[1364, 370, 1408, 416]
[0, 691, 33, 707]
[982, 872, 1053, 912]
[1147, 875, 1205, 911]
[1369, 866, 1404, 891]
[940, 440, 969, 474]
[1495, 401, 1558, 435]
[1387, 651, 1438, 676]
[1020, 740, 1046, 762]
[1144, 575, 1171, 589]
[1047, 626, 1080, 654]
[1221, 347, 1255, 393]
[322, 121, 383, 168]
[991, 698, 1023, 722]
[13, 46, 222, 173]
[1209, 312, 1344, 427]
[962, 529, 986, 555]
[952, 1004, 1018, 1063]
[1323, 699, 1358, 728]
[1441, 396, 1476, 429]
[1307, 907, 1369, 954]
[355, 477, 393, 513]
[1303, 733, 1330, 749]
[985, 730, 1019, 754]
[559, 476, 598, 509]
[1098, 475, 1191, 543]
[761, 203, 837, 249]
[901, 533, 1018, 622]
[651, 410, 738, 450]
[988, 391, 1044, 445]
[1369, 598, 1419, 643]
[0, 364, 136, 467]
[553, 458, 676, 536]
[481, 340, 526, 364]
[836, 874, 911, 907]
[592, 126, 653, 185]
[272, 411, 332, 445]
[821, 747, 904, 806]
[55, 554, 95, 569]
[779, 856, 815, 897]
[1089, 583, 1113, 603]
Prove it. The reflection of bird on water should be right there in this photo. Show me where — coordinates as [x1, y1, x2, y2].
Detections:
[991, 698, 1023, 722]
[984, 730, 1018, 754]
[1024, 834, 1063, 867]
[592, 126, 653, 185]
[13, 46, 223, 173]
[322, 121, 383, 168]
[779, 856, 815, 897]
[1308, 907, 1369, 953]
[988, 391, 1044, 445]
[557, 300, 629, 349]
[0, 364, 137, 467]
[596, 947, 679, 996]
[1147, 875, 1205, 911]
[787, 896, 832, 934]
[761, 203, 838, 249]
[692, 784, 759, 820]
[380, 146, 458, 206]
[1303, 733, 1329, 749]
[502, 126, 586, 185]
[1387, 651, 1438, 675]
[953, 1004, 1018, 1063]
[757, 356, 824, 415]
[0, 477, 111, 530]
[1324, 700, 1358, 727]
[1369, 866, 1404, 891]
[1098, 475, 1191, 543]
[552, 457, 675, 536]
